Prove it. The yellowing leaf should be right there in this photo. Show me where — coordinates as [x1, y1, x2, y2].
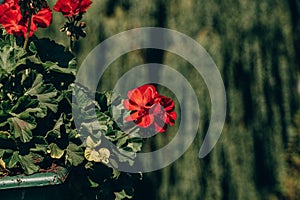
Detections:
[114, 190, 132, 200]
[84, 148, 101, 162]
[99, 148, 110, 164]
[0, 158, 6, 170]
[86, 136, 101, 148]
[48, 143, 65, 159]
[84, 147, 110, 164]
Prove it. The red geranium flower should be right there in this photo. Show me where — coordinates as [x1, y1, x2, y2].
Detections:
[32, 7, 53, 28]
[123, 84, 177, 133]
[0, 1, 26, 37]
[53, 0, 93, 17]
[0, 0, 52, 38]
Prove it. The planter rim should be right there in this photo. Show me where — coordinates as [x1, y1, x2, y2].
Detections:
[0, 166, 69, 190]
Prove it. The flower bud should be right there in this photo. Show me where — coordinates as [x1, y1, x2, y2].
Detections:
[67, 31, 72, 37]
[60, 26, 67, 32]
[80, 22, 86, 28]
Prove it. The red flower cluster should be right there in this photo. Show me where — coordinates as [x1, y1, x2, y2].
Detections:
[124, 85, 177, 133]
[0, 0, 52, 38]
[53, 0, 92, 17]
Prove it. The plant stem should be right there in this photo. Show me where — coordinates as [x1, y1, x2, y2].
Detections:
[23, 13, 32, 50]
[23, 13, 32, 76]
[69, 37, 73, 53]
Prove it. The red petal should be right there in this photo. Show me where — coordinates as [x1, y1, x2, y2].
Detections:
[150, 104, 163, 115]
[33, 7, 52, 28]
[136, 114, 154, 128]
[167, 112, 177, 126]
[154, 122, 166, 133]
[123, 99, 140, 111]
[125, 111, 140, 122]
[138, 84, 156, 94]
[127, 88, 144, 106]
[79, 0, 92, 13]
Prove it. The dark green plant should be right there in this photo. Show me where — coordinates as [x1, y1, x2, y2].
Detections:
[0, 29, 143, 199]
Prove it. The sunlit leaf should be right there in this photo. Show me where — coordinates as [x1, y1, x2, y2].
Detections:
[114, 189, 132, 200]
[47, 143, 65, 159]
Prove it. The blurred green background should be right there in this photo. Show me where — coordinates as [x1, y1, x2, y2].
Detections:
[39, 0, 300, 199]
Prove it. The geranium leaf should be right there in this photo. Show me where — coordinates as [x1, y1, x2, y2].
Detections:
[18, 153, 40, 175]
[46, 114, 64, 138]
[68, 58, 77, 69]
[30, 144, 48, 154]
[84, 148, 101, 162]
[0, 45, 27, 77]
[33, 38, 74, 67]
[47, 143, 65, 159]
[43, 61, 76, 75]
[8, 115, 36, 143]
[8, 152, 19, 168]
[25, 74, 58, 113]
[29, 42, 37, 54]
[11, 95, 38, 113]
[112, 168, 121, 179]
[66, 143, 84, 166]
[0, 158, 6, 171]
[0, 131, 11, 139]
[86, 136, 101, 148]
[87, 176, 100, 188]
[114, 189, 132, 200]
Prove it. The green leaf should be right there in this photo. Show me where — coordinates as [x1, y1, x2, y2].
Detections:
[0, 149, 5, 158]
[114, 189, 132, 200]
[0, 131, 10, 139]
[0, 45, 27, 77]
[116, 136, 128, 148]
[33, 38, 74, 67]
[87, 176, 100, 188]
[8, 151, 19, 168]
[127, 141, 143, 152]
[43, 61, 76, 75]
[25, 74, 58, 113]
[8, 115, 36, 143]
[30, 144, 47, 153]
[46, 114, 64, 138]
[47, 143, 65, 159]
[66, 143, 84, 166]
[10, 95, 46, 118]
[19, 153, 40, 175]
[112, 168, 121, 179]
[29, 42, 37, 54]
[68, 58, 77, 69]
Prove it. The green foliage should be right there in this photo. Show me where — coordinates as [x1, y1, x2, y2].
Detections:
[0, 30, 143, 200]
[0, 31, 78, 176]
[72, 83, 143, 199]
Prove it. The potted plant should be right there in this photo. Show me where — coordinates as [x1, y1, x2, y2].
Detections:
[0, 0, 177, 199]
[0, 0, 145, 199]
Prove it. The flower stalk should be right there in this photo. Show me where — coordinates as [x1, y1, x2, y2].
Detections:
[23, 13, 32, 50]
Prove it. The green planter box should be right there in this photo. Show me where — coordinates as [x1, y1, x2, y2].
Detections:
[0, 167, 69, 200]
